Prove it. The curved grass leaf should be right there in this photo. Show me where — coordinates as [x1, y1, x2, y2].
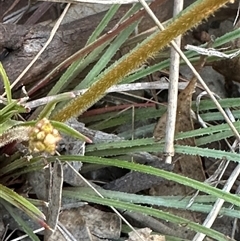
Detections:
[0, 62, 12, 103]
[65, 187, 240, 219]
[54, 155, 240, 209]
[85, 139, 240, 164]
[51, 120, 92, 143]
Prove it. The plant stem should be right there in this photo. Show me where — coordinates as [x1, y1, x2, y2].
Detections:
[164, 0, 183, 164]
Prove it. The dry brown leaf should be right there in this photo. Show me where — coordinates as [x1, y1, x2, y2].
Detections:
[175, 79, 205, 184]
[153, 78, 205, 186]
[151, 79, 206, 239]
[49, 205, 121, 241]
[153, 111, 168, 141]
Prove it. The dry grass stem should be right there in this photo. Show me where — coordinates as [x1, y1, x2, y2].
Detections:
[164, 0, 183, 164]
[25, 81, 189, 109]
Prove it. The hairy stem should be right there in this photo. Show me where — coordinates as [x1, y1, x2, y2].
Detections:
[52, 0, 233, 122]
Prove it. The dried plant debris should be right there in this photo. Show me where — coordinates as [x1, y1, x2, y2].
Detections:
[126, 228, 165, 241]
[50, 205, 121, 241]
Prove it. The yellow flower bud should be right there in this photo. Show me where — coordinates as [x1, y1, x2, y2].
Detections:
[28, 118, 61, 155]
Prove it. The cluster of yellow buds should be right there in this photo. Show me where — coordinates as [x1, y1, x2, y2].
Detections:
[28, 118, 61, 155]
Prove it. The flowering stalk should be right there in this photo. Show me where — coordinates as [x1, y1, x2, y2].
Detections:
[52, 0, 234, 122]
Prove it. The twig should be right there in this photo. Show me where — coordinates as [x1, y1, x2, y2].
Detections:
[6, 228, 44, 241]
[164, 0, 183, 164]
[185, 44, 240, 59]
[233, 0, 240, 26]
[24, 81, 189, 109]
[57, 222, 78, 241]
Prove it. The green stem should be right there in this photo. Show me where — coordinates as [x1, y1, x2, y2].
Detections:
[52, 0, 232, 122]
